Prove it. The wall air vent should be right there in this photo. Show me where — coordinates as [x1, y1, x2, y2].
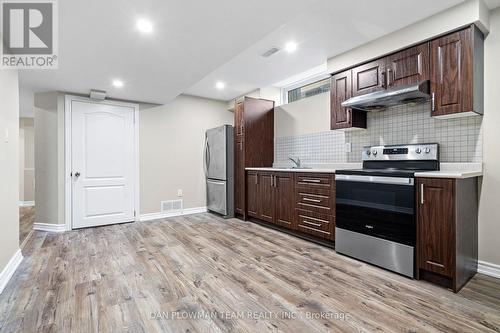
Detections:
[261, 47, 280, 58]
[161, 199, 183, 213]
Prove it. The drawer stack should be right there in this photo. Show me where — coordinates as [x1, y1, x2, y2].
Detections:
[295, 173, 335, 240]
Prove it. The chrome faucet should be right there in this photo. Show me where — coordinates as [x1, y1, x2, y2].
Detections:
[288, 157, 301, 168]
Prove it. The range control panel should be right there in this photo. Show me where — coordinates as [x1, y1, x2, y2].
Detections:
[362, 143, 439, 161]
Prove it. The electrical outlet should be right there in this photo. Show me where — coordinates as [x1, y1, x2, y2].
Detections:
[345, 142, 352, 153]
[177, 189, 183, 197]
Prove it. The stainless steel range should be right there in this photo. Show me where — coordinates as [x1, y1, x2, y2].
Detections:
[335, 143, 439, 278]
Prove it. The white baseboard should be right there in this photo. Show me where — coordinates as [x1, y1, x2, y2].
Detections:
[0, 249, 23, 294]
[33, 222, 67, 233]
[478, 260, 500, 279]
[140, 206, 207, 222]
[19, 201, 35, 207]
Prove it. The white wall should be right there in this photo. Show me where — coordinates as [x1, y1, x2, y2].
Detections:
[275, 92, 330, 138]
[19, 118, 35, 202]
[0, 70, 20, 273]
[140, 94, 233, 214]
[479, 6, 500, 267]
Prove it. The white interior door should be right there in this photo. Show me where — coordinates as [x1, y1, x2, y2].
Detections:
[71, 100, 136, 229]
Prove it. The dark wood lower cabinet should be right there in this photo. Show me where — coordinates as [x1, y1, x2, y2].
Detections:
[274, 173, 295, 228]
[244, 171, 335, 242]
[416, 177, 478, 292]
[295, 173, 336, 240]
[258, 173, 274, 223]
[246, 171, 259, 218]
[417, 178, 454, 277]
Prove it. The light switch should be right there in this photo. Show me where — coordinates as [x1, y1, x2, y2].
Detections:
[345, 142, 352, 153]
[177, 189, 183, 197]
[4, 129, 9, 143]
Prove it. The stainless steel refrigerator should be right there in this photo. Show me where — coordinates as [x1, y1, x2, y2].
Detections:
[204, 125, 234, 218]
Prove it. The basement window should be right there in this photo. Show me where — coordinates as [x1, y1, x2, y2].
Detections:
[286, 77, 331, 103]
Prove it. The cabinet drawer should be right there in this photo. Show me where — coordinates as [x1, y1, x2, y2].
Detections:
[296, 191, 333, 214]
[295, 209, 334, 240]
[295, 174, 335, 195]
[297, 173, 333, 186]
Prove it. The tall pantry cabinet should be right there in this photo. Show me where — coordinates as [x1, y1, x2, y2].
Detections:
[234, 96, 275, 219]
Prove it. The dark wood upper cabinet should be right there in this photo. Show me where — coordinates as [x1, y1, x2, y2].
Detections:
[233, 97, 274, 220]
[234, 102, 244, 137]
[417, 177, 479, 292]
[352, 59, 387, 96]
[330, 70, 366, 130]
[330, 24, 483, 127]
[387, 43, 430, 88]
[430, 25, 483, 118]
[274, 173, 295, 228]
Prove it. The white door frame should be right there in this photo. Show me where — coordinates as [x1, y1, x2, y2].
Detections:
[64, 95, 140, 231]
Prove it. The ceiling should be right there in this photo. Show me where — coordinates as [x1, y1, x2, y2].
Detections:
[185, 0, 466, 101]
[19, 0, 319, 107]
[20, 0, 498, 110]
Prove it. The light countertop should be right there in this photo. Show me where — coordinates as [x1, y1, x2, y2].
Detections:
[414, 163, 483, 179]
[245, 167, 337, 173]
[246, 163, 482, 179]
[245, 163, 361, 174]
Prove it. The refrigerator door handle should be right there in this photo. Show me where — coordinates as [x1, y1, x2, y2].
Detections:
[204, 137, 209, 176]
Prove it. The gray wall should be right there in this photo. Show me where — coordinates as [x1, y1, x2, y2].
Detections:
[19, 118, 35, 202]
[0, 70, 20, 273]
[479, 7, 500, 268]
[140, 95, 233, 214]
[34, 92, 65, 225]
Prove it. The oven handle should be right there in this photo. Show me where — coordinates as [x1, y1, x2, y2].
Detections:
[335, 174, 414, 186]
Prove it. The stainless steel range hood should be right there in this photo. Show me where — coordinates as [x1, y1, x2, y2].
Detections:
[341, 80, 430, 111]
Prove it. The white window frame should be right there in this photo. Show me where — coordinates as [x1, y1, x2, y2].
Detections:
[281, 72, 331, 104]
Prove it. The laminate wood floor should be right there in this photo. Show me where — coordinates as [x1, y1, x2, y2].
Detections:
[19, 206, 35, 245]
[1, 213, 499, 333]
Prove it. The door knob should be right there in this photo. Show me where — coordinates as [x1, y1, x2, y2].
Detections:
[74, 172, 81, 177]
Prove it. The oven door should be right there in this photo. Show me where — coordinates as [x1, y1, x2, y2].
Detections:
[335, 174, 415, 246]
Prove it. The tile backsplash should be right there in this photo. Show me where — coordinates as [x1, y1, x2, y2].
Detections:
[275, 102, 483, 165]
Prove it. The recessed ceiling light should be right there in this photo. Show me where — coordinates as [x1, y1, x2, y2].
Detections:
[216, 81, 225, 90]
[112, 79, 124, 88]
[137, 19, 153, 33]
[285, 41, 298, 53]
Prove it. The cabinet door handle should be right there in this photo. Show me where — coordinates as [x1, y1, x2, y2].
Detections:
[381, 71, 386, 88]
[387, 69, 392, 87]
[255, 174, 258, 185]
[431, 92, 435, 112]
[420, 183, 424, 205]
[303, 197, 321, 203]
[301, 179, 321, 183]
[302, 220, 322, 227]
